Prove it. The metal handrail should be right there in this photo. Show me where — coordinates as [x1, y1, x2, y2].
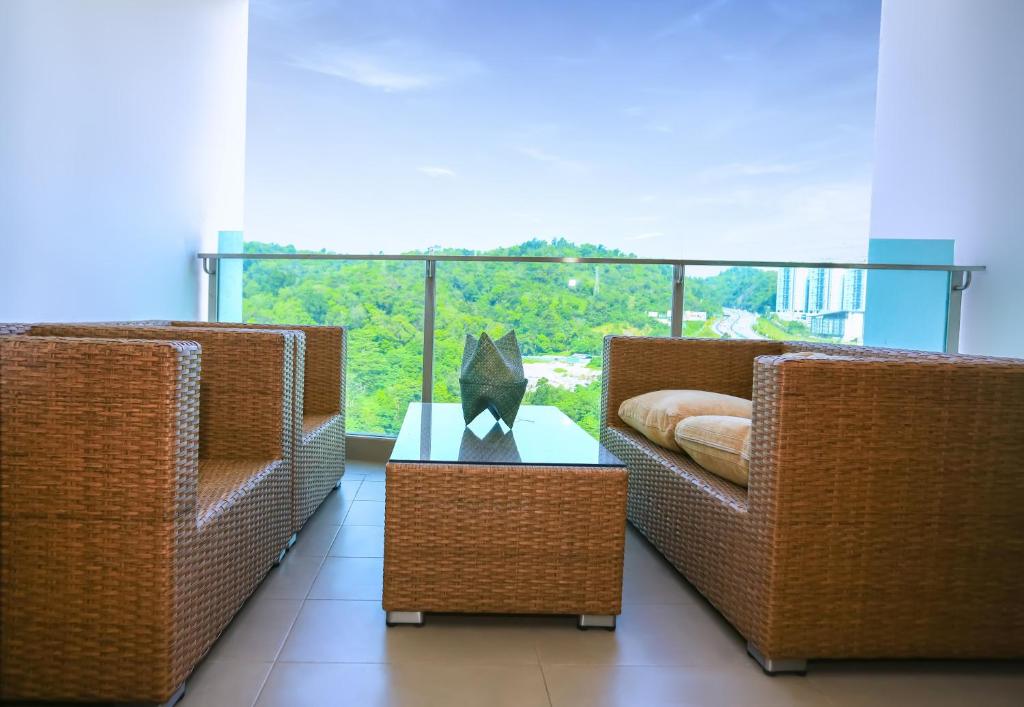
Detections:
[198, 249, 983, 425]
[197, 252, 985, 272]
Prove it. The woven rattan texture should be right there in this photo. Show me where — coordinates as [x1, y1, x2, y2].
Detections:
[296, 412, 346, 528]
[0, 329, 292, 702]
[383, 462, 628, 615]
[24, 324, 296, 463]
[600, 335, 1024, 662]
[62, 320, 346, 533]
[166, 322, 346, 532]
[169, 321, 344, 416]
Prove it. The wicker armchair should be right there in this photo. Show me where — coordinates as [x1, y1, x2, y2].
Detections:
[111, 320, 347, 535]
[601, 336, 1024, 672]
[0, 326, 294, 704]
[166, 321, 346, 534]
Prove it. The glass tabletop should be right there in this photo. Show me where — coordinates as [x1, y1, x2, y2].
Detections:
[389, 403, 624, 467]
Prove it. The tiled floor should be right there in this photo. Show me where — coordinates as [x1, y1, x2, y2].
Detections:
[181, 459, 1024, 707]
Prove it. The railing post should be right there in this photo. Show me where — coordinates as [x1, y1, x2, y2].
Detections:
[203, 256, 219, 322]
[670, 264, 685, 337]
[945, 269, 971, 353]
[422, 259, 436, 402]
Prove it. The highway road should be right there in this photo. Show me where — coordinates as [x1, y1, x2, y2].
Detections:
[712, 308, 767, 339]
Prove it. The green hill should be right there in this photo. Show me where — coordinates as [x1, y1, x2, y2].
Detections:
[240, 239, 778, 435]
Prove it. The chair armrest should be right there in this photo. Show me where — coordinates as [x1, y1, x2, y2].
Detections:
[1, 336, 200, 520]
[295, 326, 345, 416]
[1, 336, 202, 700]
[748, 353, 1024, 651]
[600, 336, 782, 431]
[24, 325, 295, 461]
[168, 322, 345, 416]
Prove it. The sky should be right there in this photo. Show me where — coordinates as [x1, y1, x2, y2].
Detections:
[244, 0, 881, 261]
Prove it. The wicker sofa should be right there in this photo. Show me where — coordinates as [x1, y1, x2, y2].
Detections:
[113, 320, 347, 536]
[600, 336, 1024, 672]
[0, 326, 295, 704]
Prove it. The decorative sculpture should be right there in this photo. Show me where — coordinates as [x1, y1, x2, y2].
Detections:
[459, 330, 528, 427]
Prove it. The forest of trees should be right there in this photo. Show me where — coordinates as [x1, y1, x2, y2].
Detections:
[240, 239, 780, 436]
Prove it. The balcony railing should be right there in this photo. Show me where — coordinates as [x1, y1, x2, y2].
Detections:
[198, 251, 983, 437]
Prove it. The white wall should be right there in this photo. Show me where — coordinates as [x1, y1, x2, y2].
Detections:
[870, 0, 1024, 357]
[0, 0, 249, 322]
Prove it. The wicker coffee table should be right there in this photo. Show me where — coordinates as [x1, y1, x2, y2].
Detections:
[384, 403, 628, 629]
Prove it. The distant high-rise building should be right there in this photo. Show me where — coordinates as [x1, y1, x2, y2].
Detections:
[842, 269, 867, 312]
[777, 267, 868, 344]
[806, 268, 830, 312]
[778, 268, 794, 310]
[776, 267, 809, 314]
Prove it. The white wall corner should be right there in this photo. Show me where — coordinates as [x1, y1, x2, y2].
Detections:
[870, 0, 1024, 357]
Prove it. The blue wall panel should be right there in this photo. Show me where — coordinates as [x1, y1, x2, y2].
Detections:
[864, 238, 953, 351]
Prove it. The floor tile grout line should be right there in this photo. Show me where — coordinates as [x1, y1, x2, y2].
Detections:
[299, 535, 335, 602]
[244, 661, 274, 707]
[538, 660, 555, 707]
[248, 599, 303, 706]
[255, 657, 773, 668]
[251, 665, 271, 707]
[252, 474, 363, 707]
[270, 659, 557, 666]
[208, 463, 1024, 705]
[337, 484, 361, 526]
[298, 477, 357, 600]
[802, 672, 846, 707]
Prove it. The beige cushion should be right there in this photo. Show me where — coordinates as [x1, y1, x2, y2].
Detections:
[674, 415, 751, 487]
[618, 390, 752, 451]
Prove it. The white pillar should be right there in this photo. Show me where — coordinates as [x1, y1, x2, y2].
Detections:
[870, 0, 1024, 357]
[0, 0, 249, 322]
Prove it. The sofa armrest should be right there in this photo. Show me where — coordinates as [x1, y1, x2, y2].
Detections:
[1, 335, 200, 521]
[24, 325, 294, 462]
[747, 353, 1024, 655]
[600, 336, 782, 431]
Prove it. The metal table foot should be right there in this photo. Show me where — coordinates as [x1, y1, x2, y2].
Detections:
[386, 611, 425, 627]
[746, 641, 807, 675]
[154, 682, 186, 706]
[577, 614, 616, 630]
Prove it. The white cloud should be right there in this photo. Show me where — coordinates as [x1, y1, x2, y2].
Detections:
[627, 231, 665, 241]
[516, 146, 589, 174]
[666, 178, 871, 261]
[655, 0, 732, 39]
[289, 40, 482, 92]
[645, 122, 674, 134]
[696, 161, 806, 182]
[621, 105, 672, 134]
[625, 214, 660, 223]
[417, 166, 456, 178]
